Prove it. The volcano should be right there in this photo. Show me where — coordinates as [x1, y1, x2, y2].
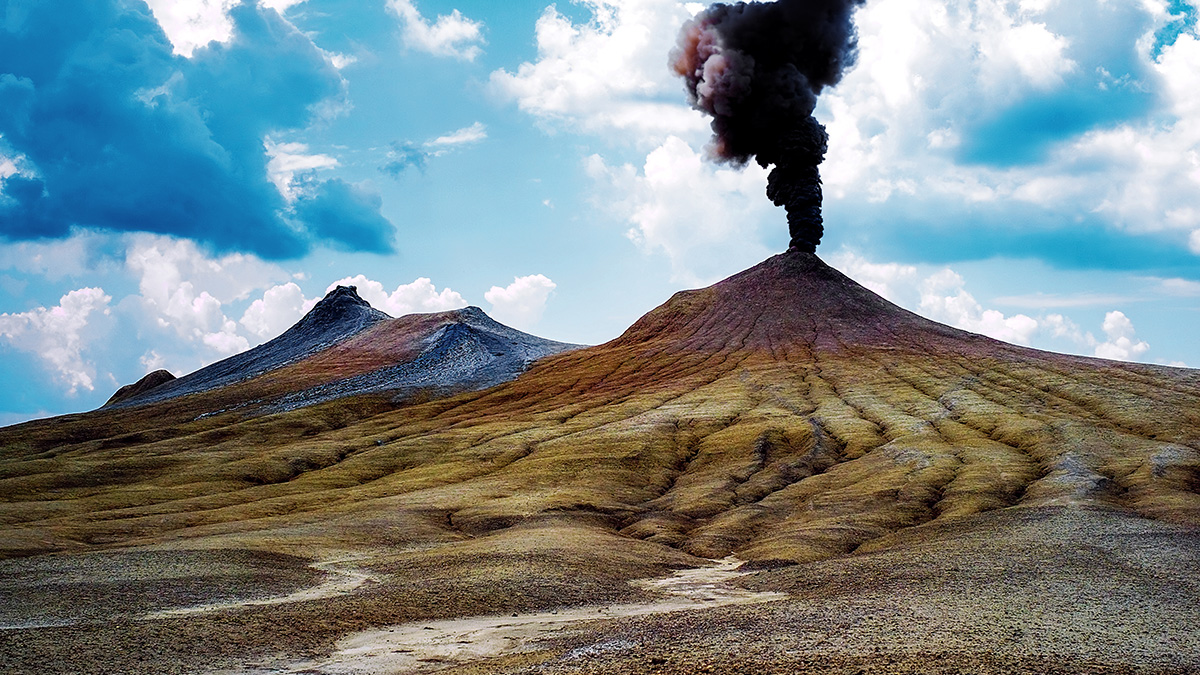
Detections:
[98, 285, 578, 418]
[1, 253, 1198, 675]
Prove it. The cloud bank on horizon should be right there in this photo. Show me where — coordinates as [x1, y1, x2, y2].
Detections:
[0, 0, 1198, 423]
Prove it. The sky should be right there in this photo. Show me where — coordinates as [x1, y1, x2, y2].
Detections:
[1, 0, 1199, 424]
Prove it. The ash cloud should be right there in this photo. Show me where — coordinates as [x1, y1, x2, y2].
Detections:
[672, 0, 865, 252]
[0, 0, 395, 258]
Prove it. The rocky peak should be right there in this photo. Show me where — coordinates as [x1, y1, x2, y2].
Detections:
[104, 369, 177, 407]
[297, 285, 391, 329]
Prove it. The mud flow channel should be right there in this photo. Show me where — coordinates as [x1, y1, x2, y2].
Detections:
[266, 556, 784, 674]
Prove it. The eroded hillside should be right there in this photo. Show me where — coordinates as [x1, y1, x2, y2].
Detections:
[1, 252, 1198, 674]
[2, 253, 1197, 563]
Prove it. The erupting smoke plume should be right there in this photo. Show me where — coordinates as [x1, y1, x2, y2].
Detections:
[672, 0, 865, 252]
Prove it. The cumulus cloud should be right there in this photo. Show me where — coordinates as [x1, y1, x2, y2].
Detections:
[586, 136, 775, 284]
[0, 0, 395, 257]
[386, 0, 485, 61]
[484, 274, 556, 330]
[809, 0, 1200, 260]
[125, 235, 290, 357]
[0, 287, 112, 394]
[828, 250, 917, 302]
[327, 274, 467, 317]
[240, 282, 318, 339]
[489, 0, 704, 141]
[140, 350, 168, 373]
[1094, 310, 1150, 361]
[822, 251, 1169, 364]
[919, 269, 1040, 345]
[142, 0, 237, 57]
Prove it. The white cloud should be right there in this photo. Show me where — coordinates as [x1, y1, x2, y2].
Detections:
[0, 288, 112, 394]
[125, 235, 288, 357]
[484, 274, 556, 330]
[142, 0, 238, 58]
[1190, 229, 1200, 254]
[978, 16, 1076, 91]
[489, 0, 704, 142]
[327, 275, 467, 317]
[586, 136, 775, 284]
[264, 139, 339, 200]
[140, 350, 167, 373]
[1158, 277, 1200, 296]
[828, 250, 917, 302]
[428, 122, 487, 148]
[126, 234, 288, 305]
[1094, 310, 1150, 361]
[812, 0, 1200, 245]
[240, 282, 319, 339]
[260, 0, 308, 13]
[386, 0, 485, 61]
[919, 268, 1039, 345]
[1042, 312, 1089, 345]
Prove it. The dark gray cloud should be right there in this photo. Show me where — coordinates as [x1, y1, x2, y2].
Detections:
[292, 178, 394, 252]
[0, 0, 395, 258]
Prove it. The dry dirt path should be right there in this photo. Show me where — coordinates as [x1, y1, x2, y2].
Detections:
[255, 557, 784, 675]
[141, 558, 375, 620]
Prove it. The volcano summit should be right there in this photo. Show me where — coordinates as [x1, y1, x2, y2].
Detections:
[0, 253, 1198, 674]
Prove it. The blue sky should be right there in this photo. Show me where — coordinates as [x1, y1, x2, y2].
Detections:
[1, 0, 1199, 424]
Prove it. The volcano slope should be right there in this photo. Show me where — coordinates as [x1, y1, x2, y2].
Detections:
[1, 252, 1199, 675]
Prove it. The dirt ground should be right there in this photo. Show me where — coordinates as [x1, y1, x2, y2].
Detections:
[1, 505, 1197, 675]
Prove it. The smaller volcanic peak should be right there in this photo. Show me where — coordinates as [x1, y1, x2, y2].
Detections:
[290, 285, 390, 336]
[104, 369, 176, 407]
[112, 285, 391, 408]
[268, 305, 579, 412]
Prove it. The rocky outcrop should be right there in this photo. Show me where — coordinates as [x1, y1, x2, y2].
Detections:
[103, 369, 176, 407]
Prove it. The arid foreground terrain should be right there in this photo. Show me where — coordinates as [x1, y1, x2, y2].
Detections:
[1, 252, 1198, 674]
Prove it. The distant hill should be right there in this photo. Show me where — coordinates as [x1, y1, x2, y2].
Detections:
[103, 285, 579, 416]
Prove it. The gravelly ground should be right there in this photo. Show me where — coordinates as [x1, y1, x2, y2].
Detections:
[1, 506, 1196, 675]
[506, 507, 1200, 675]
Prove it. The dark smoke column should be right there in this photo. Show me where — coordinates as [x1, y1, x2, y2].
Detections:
[672, 0, 864, 253]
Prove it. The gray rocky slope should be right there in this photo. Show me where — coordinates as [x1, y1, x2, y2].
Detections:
[268, 305, 580, 412]
[107, 285, 389, 408]
[107, 285, 579, 411]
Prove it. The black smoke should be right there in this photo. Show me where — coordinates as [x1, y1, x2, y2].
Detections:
[672, 0, 865, 252]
